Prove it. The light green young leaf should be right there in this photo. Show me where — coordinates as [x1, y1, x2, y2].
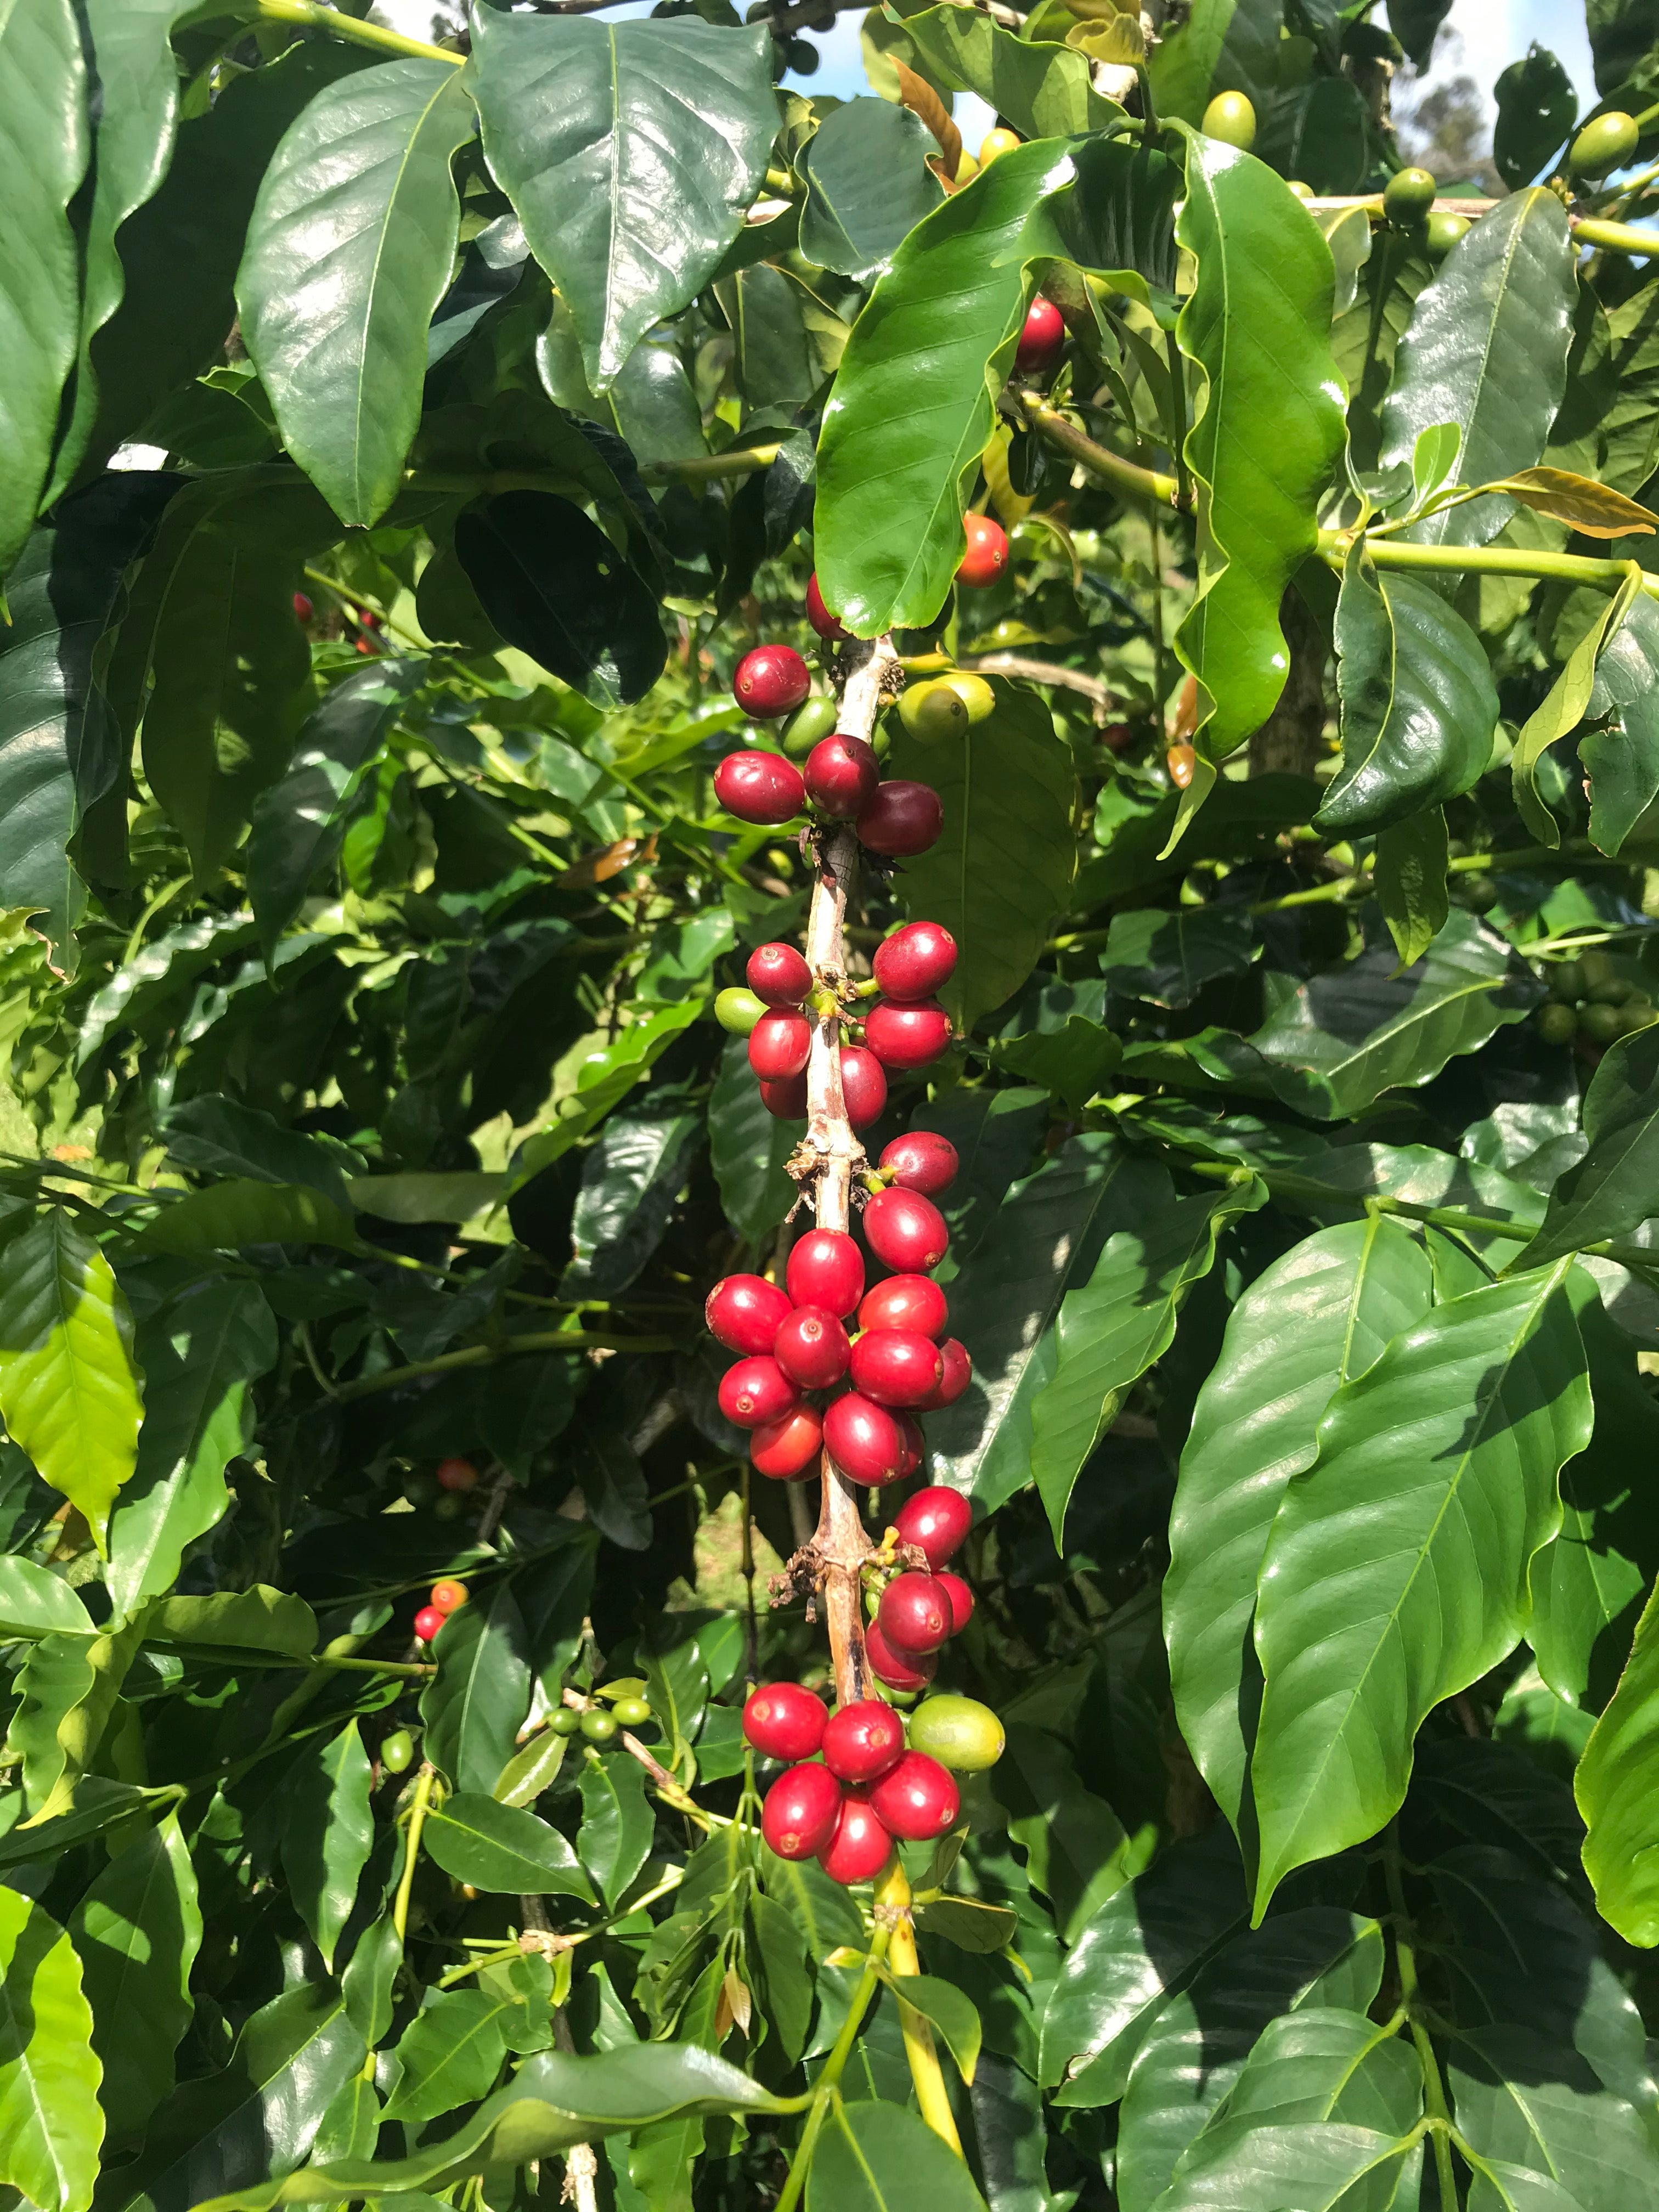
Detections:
[280, 1722, 374, 1970]
[67, 1812, 201, 2148]
[1374, 806, 1451, 970]
[891, 5, 1120, 136]
[1577, 1575, 1659, 1945]
[0, 1556, 93, 1640]
[150, 1586, 317, 1656]
[1513, 568, 1644, 848]
[139, 1180, 359, 1256]
[0, 1890, 103, 2212]
[888, 1976, 982, 2086]
[1410, 419, 1463, 510]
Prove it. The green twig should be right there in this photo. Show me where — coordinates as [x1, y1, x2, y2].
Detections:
[1323, 528, 1659, 600]
[330, 1329, 682, 1404]
[393, 1764, 438, 1944]
[1384, 1824, 1461, 2209]
[1572, 214, 1659, 256]
[775, 1927, 895, 2212]
[255, 0, 460, 64]
[1017, 393, 1184, 510]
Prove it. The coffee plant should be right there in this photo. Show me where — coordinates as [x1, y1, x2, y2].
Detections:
[7, 0, 1659, 2205]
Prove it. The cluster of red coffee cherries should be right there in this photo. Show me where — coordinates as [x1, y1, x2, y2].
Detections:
[413, 1573, 469, 1645]
[745, 1488, 984, 1882]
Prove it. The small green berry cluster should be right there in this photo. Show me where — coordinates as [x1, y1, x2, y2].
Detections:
[1535, 949, 1656, 1048]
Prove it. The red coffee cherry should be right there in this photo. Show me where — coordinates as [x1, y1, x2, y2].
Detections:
[879, 1131, 958, 1195]
[918, 1338, 972, 1409]
[733, 644, 811, 719]
[849, 1329, 944, 1408]
[857, 779, 943, 857]
[804, 733, 880, 819]
[714, 750, 805, 825]
[878, 1570, 951, 1655]
[292, 590, 313, 622]
[956, 512, 1009, 589]
[761, 1762, 843, 1859]
[706, 1274, 792, 1355]
[775, 1306, 851, 1390]
[819, 1793, 893, 1884]
[787, 1228, 865, 1316]
[873, 921, 957, 1002]
[806, 572, 851, 642]
[751, 1403, 823, 1479]
[864, 1000, 952, 1071]
[868, 1750, 960, 1840]
[866, 1619, 936, 1690]
[864, 1187, 949, 1273]
[859, 1274, 947, 1339]
[744, 1683, 827, 1762]
[718, 1355, 799, 1430]
[748, 1009, 812, 1081]
[1014, 294, 1065, 376]
[935, 1571, 974, 1634]
[823, 1392, 907, 1485]
[436, 1455, 478, 1493]
[893, 1485, 971, 1568]
[413, 1604, 445, 1643]
[838, 1046, 888, 1128]
[760, 1072, 809, 1120]
[895, 1412, 924, 1479]
[747, 943, 812, 1005]
[822, 1698, 905, 1782]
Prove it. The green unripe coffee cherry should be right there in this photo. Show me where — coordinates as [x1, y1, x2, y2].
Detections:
[783, 696, 838, 757]
[1202, 91, 1256, 150]
[1581, 1002, 1623, 1045]
[899, 678, 970, 744]
[1579, 949, 1616, 993]
[1288, 180, 1314, 200]
[580, 1707, 620, 1744]
[611, 1695, 652, 1728]
[403, 1472, 440, 1508]
[1425, 210, 1470, 259]
[1536, 1002, 1578, 1046]
[1384, 167, 1437, 222]
[1589, 974, 1634, 1006]
[1463, 875, 1500, 912]
[938, 671, 996, 725]
[1618, 997, 1656, 1036]
[1548, 960, 1587, 1003]
[550, 1707, 582, 1737]
[380, 1728, 415, 1774]
[1571, 110, 1639, 179]
[432, 1493, 465, 1521]
[906, 1694, 1006, 1773]
[715, 986, 767, 1036]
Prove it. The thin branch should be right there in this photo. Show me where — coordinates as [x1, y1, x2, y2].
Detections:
[255, 0, 461, 63]
[1013, 392, 1184, 510]
[957, 652, 1116, 711]
[329, 1328, 680, 1404]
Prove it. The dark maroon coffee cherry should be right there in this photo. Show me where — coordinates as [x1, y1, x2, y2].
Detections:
[879, 1131, 958, 1195]
[760, 1072, 809, 1120]
[918, 1338, 972, 1409]
[849, 1329, 944, 1408]
[858, 1274, 948, 1339]
[706, 1274, 792, 1356]
[819, 1793, 893, 1883]
[1014, 294, 1065, 376]
[878, 1570, 951, 1654]
[821, 1697, 905, 1782]
[895, 1412, 923, 1479]
[868, 1750, 959, 1840]
[787, 1229, 865, 1317]
[747, 942, 812, 1005]
[838, 1045, 887, 1128]
[893, 1485, 970, 1568]
[718, 1355, 799, 1431]
[744, 1683, 827, 1761]
[864, 1187, 949, 1273]
[775, 1306, 851, 1390]
[805, 733, 880, 819]
[751, 1403, 823, 1479]
[934, 1570, 974, 1634]
[857, 779, 944, 857]
[866, 1620, 936, 1691]
[873, 921, 957, 1002]
[714, 750, 805, 825]
[823, 1391, 906, 1485]
[864, 999, 952, 1071]
[748, 1010, 812, 1081]
[806, 572, 851, 642]
[733, 644, 811, 719]
[762, 1762, 842, 1859]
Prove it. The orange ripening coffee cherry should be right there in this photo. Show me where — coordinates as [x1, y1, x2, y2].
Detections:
[752, 1403, 823, 1479]
[748, 1009, 812, 1081]
[787, 1228, 865, 1316]
[879, 1570, 951, 1654]
[893, 1484, 971, 1568]
[747, 942, 812, 1005]
[850, 1328, 944, 1409]
[822, 1697, 905, 1782]
[760, 1071, 809, 1120]
[430, 1578, 469, 1615]
[956, 513, 1009, 589]
[413, 1604, 445, 1643]
[436, 1456, 478, 1493]
[918, 1337, 972, 1409]
[1015, 294, 1065, 376]
[733, 643, 811, 719]
[1167, 742, 1198, 790]
[879, 1130, 958, 1195]
[859, 1273, 948, 1339]
[762, 1762, 843, 1859]
[857, 778, 943, 857]
[743, 1682, 827, 1761]
[714, 750, 805, 825]
[935, 1570, 974, 1634]
[775, 1306, 851, 1390]
[804, 732, 880, 819]
[864, 1186, 949, 1272]
[823, 1391, 907, 1485]
[864, 998, 952, 1072]
[866, 1618, 936, 1690]
[705, 1273, 792, 1355]
[719, 1355, 799, 1431]
[868, 1750, 959, 1840]
[838, 1045, 888, 1129]
[805, 572, 851, 641]
[873, 920, 957, 1002]
[819, 1793, 894, 1883]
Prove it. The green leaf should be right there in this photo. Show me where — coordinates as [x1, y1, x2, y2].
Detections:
[1165, 1217, 1433, 1842]
[995, 1726, 1135, 1944]
[1523, 1024, 1659, 1267]
[0, 1208, 142, 1548]
[424, 1793, 593, 1903]
[807, 2098, 989, 2212]
[563, 1107, 699, 1299]
[748, 1892, 812, 2066]
[1249, 1263, 1593, 1915]
[106, 1279, 277, 1622]
[1448, 2024, 1658, 2207]
[1101, 904, 1256, 1008]
[420, 1585, 532, 1795]
[1374, 806, 1451, 970]
[1147, 0, 1252, 124]
[383, 1989, 517, 2125]
[0, 1889, 102, 2212]
[709, 1036, 798, 1244]
[797, 98, 944, 280]
[1317, 546, 1499, 834]
[470, 11, 776, 388]
[1577, 1573, 1659, 1944]
[239, 59, 476, 527]
[1175, 2007, 1422, 2171]
[888, 679, 1078, 1032]
[886, 7, 1119, 137]
[1030, 1169, 1261, 1547]
[1387, 0, 1452, 70]
[280, 1722, 374, 1971]
[0, 0, 87, 580]
[67, 1812, 201, 2149]
[1248, 910, 1542, 1121]
[0, 1557, 93, 1640]
[1256, 78, 1373, 198]
[761, 1855, 863, 1960]
[1493, 44, 1577, 190]
[577, 1756, 654, 1910]
[1172, 135, 1346, 762]
[139, 1180, 359, 1256]
[1156, 2119, 1418, 2211]
[150, 1586, 318, 1656]
[247, 660, 427, 952]
[1584, 592, 1659, 857]
[1379, 190, 1578, 562]
[164, 1094, 352, 1206]
[1513, 570, 1643, 849]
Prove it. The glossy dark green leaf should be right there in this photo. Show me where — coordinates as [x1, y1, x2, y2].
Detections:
[1375, 805, 1451, 970]
[991, 1008, 1120, 1114]
[567, 1424, 652, 1551]
[422, 1792, 596, 1900]
[995, 1725, 1135, 1943]
[382, 1988, 521, 2125]
[1524, 1024, 1659, 1266]
[1493, 45, 1578, 189]
[1173, 136, 1346, 766]
[164, 1094, 351, 1205]
[715, 262, 816, 414]
[239, 59, 476, 526]
[1173, 2007, 1421, 2179]
[280, 1723, 374, 1972]
[1250, 1264, 1593, 1914]
[563, 1106, 699, 1298]
[454, 492, 666, 708]
[1156, 2119, 1417, 2210]
[139, 1181, 358, 1256]
[1165, 1218, 1433, 1842]
[67, 1813, 200, 2152]
[1387, 0, 1453, 69]
[1379, 191, 1577, 560]
[748, 1892, 812, 2066]
[577, 1756, 654, 1910]
[1577, 1574, 1659, 1944]
[1317, 547, 1499, 834]
[1448, 2024, 1658, 2209]
[1101, 904, 1256, 1008]
[709, 1036, 798, 1244]
[808, 2097, 989, 2212]
[420, 1586, 531, 1796]
[0, 1888, 101, 2212]
[1514, 572, 1643, 849]
[892, 6, 1119, 136]
[913, 1086, 1047, 1266]
[889, 679, 1078, 1032]
[1256, 78, 1372, 196]
[470, 10, 776, 388]
[797, 99, 943, 280]
[1584, 593, 1659, 857]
